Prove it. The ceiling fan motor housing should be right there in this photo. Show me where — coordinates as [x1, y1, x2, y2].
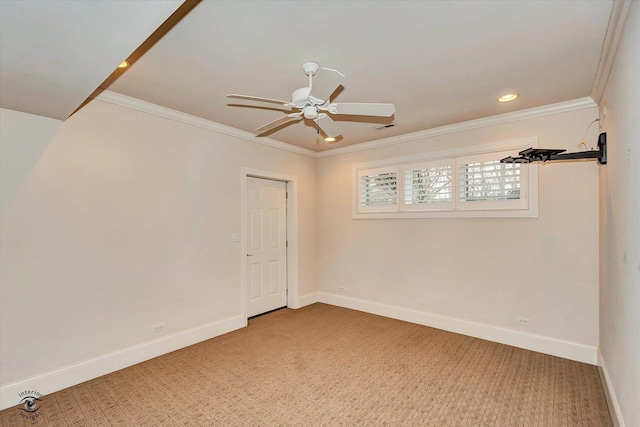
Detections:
[292, 87, 312, 107]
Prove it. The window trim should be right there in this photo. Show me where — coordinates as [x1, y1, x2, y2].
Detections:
[352, 137, 538, 219]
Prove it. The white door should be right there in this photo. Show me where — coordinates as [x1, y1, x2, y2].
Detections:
[246, 177, 287, 317]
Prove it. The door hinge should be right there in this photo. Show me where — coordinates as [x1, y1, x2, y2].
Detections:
[286, 240, 288, 248]
[286, 192, 288, 199]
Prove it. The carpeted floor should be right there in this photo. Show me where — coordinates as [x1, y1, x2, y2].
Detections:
[0, 303, 612, 426]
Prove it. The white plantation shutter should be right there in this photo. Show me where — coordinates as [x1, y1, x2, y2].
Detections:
[403, 159, 454, 210]
[353, 140, 536, 218]
[457, 152, 528, 210]
[358, 166, 399, 212]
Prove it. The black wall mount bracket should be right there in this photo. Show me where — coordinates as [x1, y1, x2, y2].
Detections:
[501, 132, 607, 165]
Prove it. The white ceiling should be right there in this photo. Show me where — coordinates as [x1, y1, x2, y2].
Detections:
[108, 0, 613, 152]
[0, 0, 182, 120]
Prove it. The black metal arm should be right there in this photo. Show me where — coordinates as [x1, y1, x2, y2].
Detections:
[501, 133, 607, 165]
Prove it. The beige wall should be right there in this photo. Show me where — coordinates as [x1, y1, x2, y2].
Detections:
[598, 2, 640, 426]
[0, 109, 62, 212]
[317, 107, 600, 347]
[1, 90, 609, 404]
[0, 102, 317, 386]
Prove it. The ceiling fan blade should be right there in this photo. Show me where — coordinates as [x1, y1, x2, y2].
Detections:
[308, 68, 345, 103]
[255, 113, 302, 135]
[328, 103, 395, 117]
[315, 114, 341, 138]
[227, 94, 293, 108]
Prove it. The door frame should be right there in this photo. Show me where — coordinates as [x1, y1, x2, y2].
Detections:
[240, 168, 300, 321]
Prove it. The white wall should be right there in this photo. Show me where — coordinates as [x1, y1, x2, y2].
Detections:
[0, 109, 62, 211]
[0, 101, 316, 396]
[0, 83, 616, 412]
[316, 107, 601, 361]
[598, 2, 640, 426]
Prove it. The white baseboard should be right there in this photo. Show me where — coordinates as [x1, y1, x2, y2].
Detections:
[295, 292, 319, 308]
[598, 349, 625, 427]
[318, 292, 597, 365]
[0, 315, 246, 411]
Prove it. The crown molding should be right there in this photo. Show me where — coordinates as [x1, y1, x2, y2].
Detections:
[316, 97, 597, 158]
[94, 91, 596, 160]
[591, 0, 633, 103]
[92, 90, 318, 158]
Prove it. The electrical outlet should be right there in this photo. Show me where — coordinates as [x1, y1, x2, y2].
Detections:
[338, 286, 346, 293]
[516, 317, 530, 326]
[153, 323, 165, 333]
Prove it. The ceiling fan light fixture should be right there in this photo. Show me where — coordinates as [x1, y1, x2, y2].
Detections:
[303, 105, 319, 119]
[324, 137, 336, 142]
[497, 93, 519, 102]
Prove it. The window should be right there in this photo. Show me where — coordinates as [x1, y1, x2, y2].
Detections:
[353, 138, 537, 218]
[403, 159, 454, 210]
[456, 152, 527, 211]
[357, 166, 399, 212]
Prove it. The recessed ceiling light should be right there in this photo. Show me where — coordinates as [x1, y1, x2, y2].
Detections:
[324, 137, 336, 142]
[497, 93, 519, 102]
[118, 60, 129, 69]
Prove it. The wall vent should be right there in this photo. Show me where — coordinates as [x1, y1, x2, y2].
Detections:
[374, 123, 398, 130]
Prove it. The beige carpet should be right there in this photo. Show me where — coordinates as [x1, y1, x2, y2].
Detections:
[1, 303, 612, 426]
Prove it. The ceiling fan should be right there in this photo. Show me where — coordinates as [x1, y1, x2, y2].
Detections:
[227, 61, 395, 141]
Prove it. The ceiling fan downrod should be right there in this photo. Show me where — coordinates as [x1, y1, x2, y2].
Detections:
[302, 61, 319, 90]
